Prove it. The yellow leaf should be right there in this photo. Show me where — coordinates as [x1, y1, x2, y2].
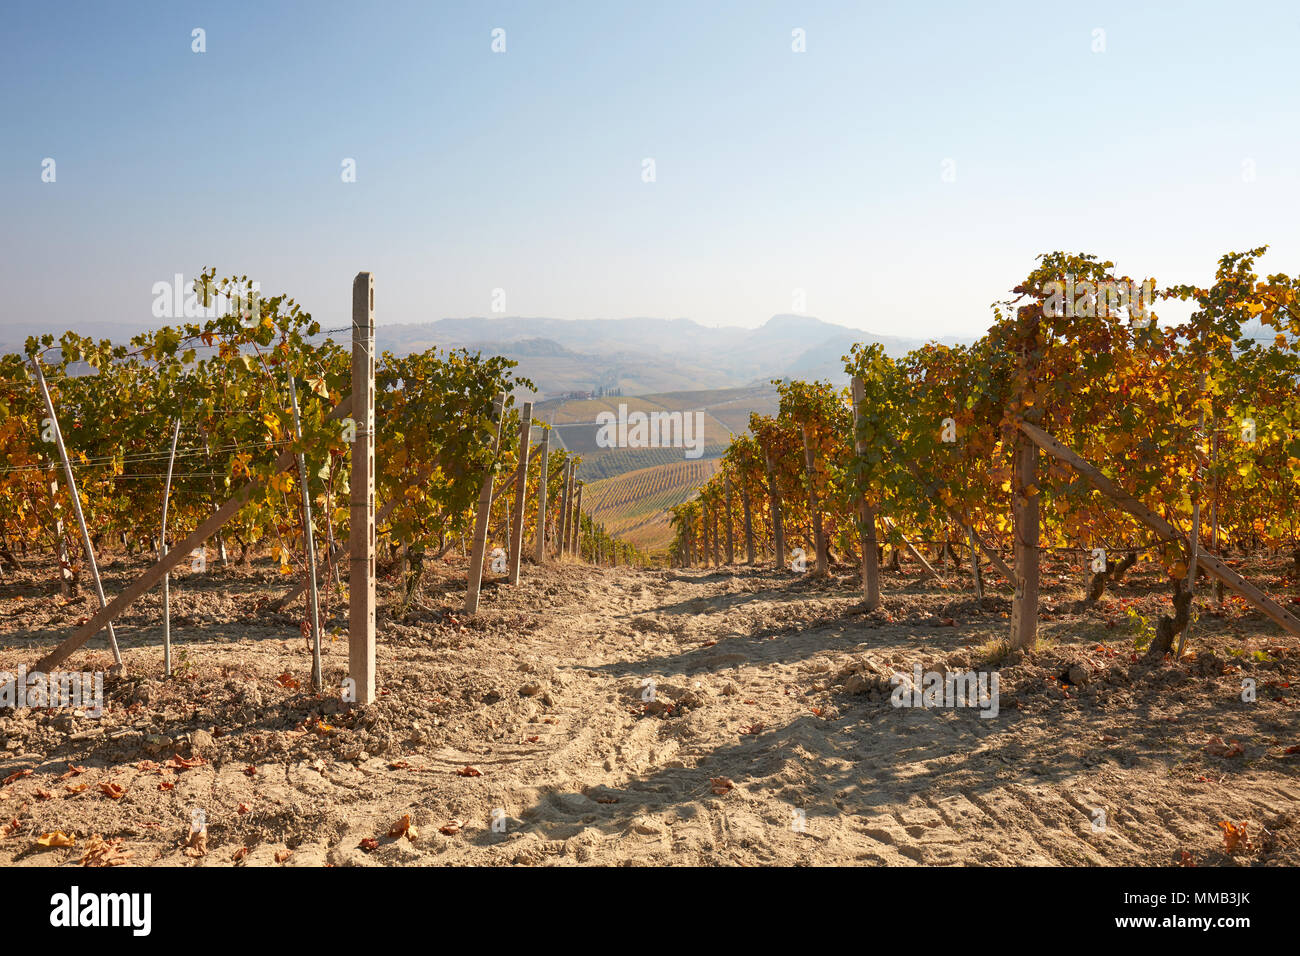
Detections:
[37, 831, 75, 847]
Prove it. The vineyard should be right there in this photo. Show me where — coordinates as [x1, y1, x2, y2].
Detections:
[0, 270, 646, 684]
[0, 252, 1298, 869]
[672, 248, 1300, 660]
[583, 458, 721, 550]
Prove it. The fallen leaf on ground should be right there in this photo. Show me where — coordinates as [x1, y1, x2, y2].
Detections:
[58, 765, 87, 780]
[358, 837, 379, 852]
[36, 831, 75, 847]
[183, 829, 207, 858]
[710, 777, 734, 795]
[276, 672, 300, 689]
[456, 766, 482, 777]
[65, 783, 89, 794]
[164, 755, 206, 770]
[439, 819, 465, 836]
[2, 769, 32, 786]
[232, 846, 250, 862]
[80, 835, 132, 867]
[1219, 821, 1251, 853]
[157, 781, 174, 792]
[274, 849, 293, 863]
[98, 782, 126, 800]
[1205, 736, 1244, 758]
[0, 818, 19, 838]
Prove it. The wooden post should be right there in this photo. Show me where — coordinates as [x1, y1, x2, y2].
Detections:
[160, 417, 181, 677]
[349, 272, 377, 704]
[1009, 321, 1042, 652]
[32, 359, 123, 669]
[1176, 374, 1207, 659]
[1209, 425, 1223, 604]
[533, 428, 550, 563]
[850, 376, 880, 608]
[724, 478, 735, 565]
[572, 482, 584, 559]
[466, 391, 506, 614]
[967, 525, 984, 601]
[741, 479, 755, 566]
[507, 403, 532, 583]
[1009, 429, 1040, 651]
[800, 423, 829, 575]
[557, 460, 573, 558]
[289, 374, 323, 690]
[763, 445, 785, 569]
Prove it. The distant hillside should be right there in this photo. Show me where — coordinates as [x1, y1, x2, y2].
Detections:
[376, 313, 968, 400]
[584, 458, 720, 551]
[535, 383, 778, 482]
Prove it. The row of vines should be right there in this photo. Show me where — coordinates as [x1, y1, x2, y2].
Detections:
[0, 269, 645, 619]
[671, 248, 1300, 656]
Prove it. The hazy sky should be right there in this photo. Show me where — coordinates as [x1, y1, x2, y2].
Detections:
[3, 1, 1298, 339]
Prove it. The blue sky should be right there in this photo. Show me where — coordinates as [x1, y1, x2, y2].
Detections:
[3, 0, 1298, 338]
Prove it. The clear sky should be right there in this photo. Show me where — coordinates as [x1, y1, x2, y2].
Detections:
[3, 0, 1298, 339]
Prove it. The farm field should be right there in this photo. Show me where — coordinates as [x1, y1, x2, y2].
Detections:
[536, 384, 778, 482]
[583, 459, 721, 550]
[0, 551, 1296, 866]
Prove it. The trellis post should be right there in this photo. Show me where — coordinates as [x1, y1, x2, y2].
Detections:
[507, 402, 532, 583]
[533, 428, 550, 563]
[466, 391, 506, 614]
[350, 272, 377, 704]
[160, 417, 181, 677]
[289, 374, 323, 690]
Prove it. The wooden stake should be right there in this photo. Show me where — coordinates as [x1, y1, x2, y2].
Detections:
[160, 417, 181, 677]
[557, 460, 573, 558]
[800, 423, 829, 575]
[349, 272, 377, 704]
[534, 428, 550, 563]
[32, 359, 122, 669]
[741, 481, 755, 566]
[763, 445, 785, 569]
[572, 482, 584, 558]
[289, 374, 323, 691]
[466, 391, 506, 614]
[508, 402, 532, 583]
[724, 477, 735, 565]
[967, 524, 983, 601]
[850, 376, 880, 608]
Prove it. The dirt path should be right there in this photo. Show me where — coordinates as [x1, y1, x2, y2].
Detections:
[1, 556, 1297, 866]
